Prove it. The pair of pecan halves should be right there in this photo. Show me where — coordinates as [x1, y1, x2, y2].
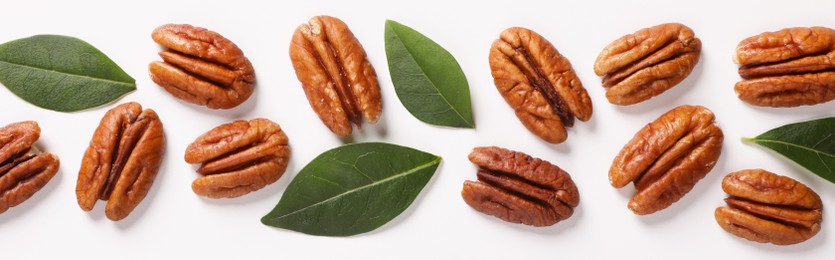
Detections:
[489, 27, 593, 144]
[185, 118, 290, 199]
[609, 105, 723, 215]
[290, 15, 382, 137]
[716, 169, 822, 245]
[735, 26, 835, 107]
[1, 121, 59, 215]
[462, 146, 580, 226]
[76, 102, 165, 221]
[150, 24, 255, 109]
[594, 23, 702, 105]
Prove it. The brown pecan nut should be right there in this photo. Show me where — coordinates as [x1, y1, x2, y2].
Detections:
[185, 118, 290, 198]
[76, 102, 165, 221]
[489, 27, 593, 144]
[0, 121, 59, 214]
[715, 169, 822, 245]
[149, 24, 255, 109]
[594, 23, 701, 105]
[461, 146, 579, 226]
[734, 27, 835, 107]
[290, 15, 382, 137]
[609, 105, 723, 215]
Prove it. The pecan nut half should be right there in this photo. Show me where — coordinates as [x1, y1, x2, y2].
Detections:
[609, 105, 723, 215]
[715, 169, 822, 245]
[462, 146, 579, 226]
[594, 23, 701, 105]
[735, 27, 835, 107]
[185, 118, 290, 198]
[489, 27, 593, 144]
[76, 102, 165, 221]
[0, 121, 59, 214]
[149, 24, 255, 109]
[290, 15, 382, 137]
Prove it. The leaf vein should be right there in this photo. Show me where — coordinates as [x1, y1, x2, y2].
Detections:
[389, 26, 473, 127]
[273, 158, 440, 221]
[0, 60, 134, 86]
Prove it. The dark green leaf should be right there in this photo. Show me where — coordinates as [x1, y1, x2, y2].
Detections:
[261, 142, 441, 236]
[384, 20, 474, 128]
[0, 35, 135, 112]
[743, 117, 835, 183]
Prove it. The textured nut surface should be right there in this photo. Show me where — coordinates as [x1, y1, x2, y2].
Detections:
[76, 102, 165, 221]
[594, 23, 701, 105]
[149, 24, 255, 109]
[734, 27, 835, 107]
[489, 27, 592, 144]
[609, 105, 723, 215]
[290, 15, 382, 137]
[462, 146, 579, 226]
[185, 118, 290, 198]
[0, 121, 59, 214]
[715, 169, 822, 245]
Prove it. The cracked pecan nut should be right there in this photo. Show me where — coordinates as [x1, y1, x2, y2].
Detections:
[0, 121, 59, 214]
[290, 15, 382, 137]
[594, 23, 701, 105]
[76, 102, 165, 221]
[185, 118, 290, 198]
[149, 24, 255, 109]
[489, 27, 593, 144]
[461, 146, 579, 226]
[609, 105, 723, 215]
[715, 169, 822, 245]
[734, 27, 835, 107]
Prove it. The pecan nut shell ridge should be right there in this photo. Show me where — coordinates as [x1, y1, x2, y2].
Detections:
[462, 146, 579, 226]
[290, 15, 382, 137]
[715, 169, 822, 245]
[609, 105, 723, 215]
[185, 118, 290, 198]
[489, 27, 593, 144]
[734, 27, 835, 107]
[0, 121, 60, 214]
[76, 102, 165, 221]
[149, 24, 255, 109]
[594, 23, 701, 105]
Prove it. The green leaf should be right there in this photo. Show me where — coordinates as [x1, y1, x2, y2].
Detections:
[261, 142, 441, 236]
[384, 20, 474, 128]
[0, 35, 135, 112]
[743, 117, 835, 183]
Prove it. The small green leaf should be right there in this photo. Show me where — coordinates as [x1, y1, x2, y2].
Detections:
[0, 35, 135, 112]
[384, 20, 474, 128]
[261, 142, 441, 236]
[743, 117, 835, 183]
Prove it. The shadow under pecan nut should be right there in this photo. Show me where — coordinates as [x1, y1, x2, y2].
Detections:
[462, 146, 579, 226]
[290, 15, 382, 137]
[0, 121, 59, 214]
[149, 24, 255, 109]
[489, 27, 593, 144]
[594, 23, 701, 105]
[715, 169, 822, 245]
[76, 102, 165, 221]
[185, 118, 290, 198]
[734, 27, 835, 107]
[609, 105, 723, 215]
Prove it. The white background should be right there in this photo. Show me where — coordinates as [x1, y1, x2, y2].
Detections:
[1, 0, 833, 259]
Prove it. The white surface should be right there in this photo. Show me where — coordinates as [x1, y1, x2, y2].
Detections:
[1, 0, 833, 259]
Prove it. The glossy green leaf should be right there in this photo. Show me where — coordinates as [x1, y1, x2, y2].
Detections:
[384, 20, 474, 128]
[743, 117, 835, 183]
[0, 35, 135, 112]
[261, 142, 441, 236]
